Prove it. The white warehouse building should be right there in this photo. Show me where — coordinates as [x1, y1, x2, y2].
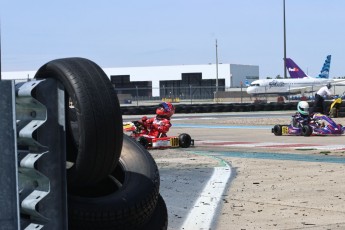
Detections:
[2, 63, 259, 97]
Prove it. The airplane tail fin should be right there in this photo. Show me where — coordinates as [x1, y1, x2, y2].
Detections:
[317, 55, 331, 79]
[245, 79, 250, 87]
[285, 58, 307, 78]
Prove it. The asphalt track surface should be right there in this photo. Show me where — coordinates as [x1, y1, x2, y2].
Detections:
[124, 111, 345, 230]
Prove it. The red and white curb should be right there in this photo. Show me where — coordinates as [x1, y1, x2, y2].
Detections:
[195, 140, 345, 151]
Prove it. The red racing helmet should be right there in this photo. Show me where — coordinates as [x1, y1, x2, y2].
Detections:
[156, 102, 175, 118]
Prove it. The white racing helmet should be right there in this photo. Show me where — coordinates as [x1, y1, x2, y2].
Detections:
[297, 101, 309, 115]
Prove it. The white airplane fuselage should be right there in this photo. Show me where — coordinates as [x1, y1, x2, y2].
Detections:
[246, 78, 330, 95]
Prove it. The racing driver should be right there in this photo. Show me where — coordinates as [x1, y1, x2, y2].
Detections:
[140, 102, 175, 138]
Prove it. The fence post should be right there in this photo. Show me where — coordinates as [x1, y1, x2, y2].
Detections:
[190, 85, 192, 104]
[136, 86, 139, 106]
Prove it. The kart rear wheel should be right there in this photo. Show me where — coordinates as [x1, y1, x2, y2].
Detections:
[272, 125, 282, 136]
[178, 133, 192, 148]
[302, 125, 312, 136]
[138, 136, 149, 149]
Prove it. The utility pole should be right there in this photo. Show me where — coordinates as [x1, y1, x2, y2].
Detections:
[283, 0, 287, 79]
[215, 39, 219, 92]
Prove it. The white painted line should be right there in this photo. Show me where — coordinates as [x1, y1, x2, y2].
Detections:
[296, 145, 345, 150]
[180, 162, 231, 230]
[195, 140, 345, 150]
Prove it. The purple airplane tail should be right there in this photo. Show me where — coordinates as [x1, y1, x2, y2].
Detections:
[285, 58, 307, 78]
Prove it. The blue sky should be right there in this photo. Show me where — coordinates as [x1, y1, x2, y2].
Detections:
[1, 0, 345, 79]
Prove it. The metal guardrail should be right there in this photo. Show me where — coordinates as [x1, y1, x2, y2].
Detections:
[0, 79, 67, 230]
[0, 80, 20, 230]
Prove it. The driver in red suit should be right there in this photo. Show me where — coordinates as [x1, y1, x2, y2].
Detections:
[140, 102, 175, 138]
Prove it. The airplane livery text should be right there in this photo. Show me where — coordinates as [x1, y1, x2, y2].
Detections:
[269, 80, 285, 88]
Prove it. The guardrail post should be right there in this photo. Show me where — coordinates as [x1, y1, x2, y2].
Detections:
[33, 78, 68, 229]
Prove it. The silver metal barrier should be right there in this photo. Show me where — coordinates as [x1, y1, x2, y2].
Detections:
[0, 80, 20, 230]
[0, 79, 68, 229]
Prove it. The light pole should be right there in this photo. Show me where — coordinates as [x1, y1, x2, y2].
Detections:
[135, 86, 139, 106]
[215, 39, 219, 92]
[283, 0, 287, 79]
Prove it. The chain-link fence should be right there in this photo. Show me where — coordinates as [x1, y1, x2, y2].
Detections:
[11, 78, 345, 106]
[114, 85, 345, 106]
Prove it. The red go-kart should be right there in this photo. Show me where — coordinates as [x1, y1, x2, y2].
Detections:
[123, 121, 194, 149]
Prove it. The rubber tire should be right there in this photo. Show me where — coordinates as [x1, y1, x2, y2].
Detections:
[138, 136, 150, 149]
[68, 135, 160, 230]
[34, 57, 123, 187]
[178, 133, 192, 148]
[141, 194, 168, 230]
[302, 125, 312, 136]
[273, 125, 282, 136]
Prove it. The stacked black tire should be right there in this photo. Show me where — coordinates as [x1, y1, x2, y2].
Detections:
[121, 102, 300, 115]
[35, 58, 168, 230]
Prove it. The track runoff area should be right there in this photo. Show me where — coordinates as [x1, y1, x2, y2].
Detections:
[149, 111, 345, 229]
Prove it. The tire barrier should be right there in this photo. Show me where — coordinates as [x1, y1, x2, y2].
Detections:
[1, 58, 169, 229]
[121, 101, 345, 117]
[120, 102, 293, 114]
[35, 57, 123, 188]
[49, 59, 167, 229]
[141, 194, 168, 230]
[68, 135, 161, 230]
